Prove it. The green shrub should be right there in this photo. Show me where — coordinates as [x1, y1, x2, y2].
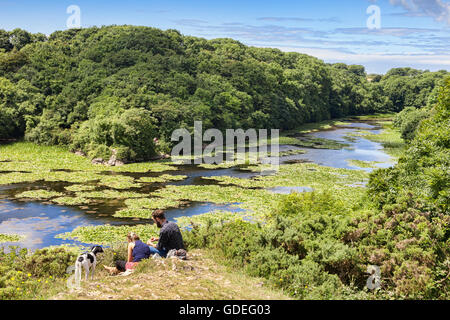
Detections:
[184, 191, 367, 299]
[22, 247, 77, 278]
[88, 144, 112, 160]
[72, 107, 157, 162]
[393, 107, 428, 141]
[0, 246, 76, 300]
[25, 109, 71, 145]
[366, 80, 450, 298]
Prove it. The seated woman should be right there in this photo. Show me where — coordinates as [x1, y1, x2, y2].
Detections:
[103, 232, 150, 275]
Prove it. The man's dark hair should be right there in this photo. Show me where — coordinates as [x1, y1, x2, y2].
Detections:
[152, 209, 166, 220]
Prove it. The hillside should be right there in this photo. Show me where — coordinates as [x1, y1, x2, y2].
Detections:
[52, 249, 291, 300]
[0, 26, 447, 163]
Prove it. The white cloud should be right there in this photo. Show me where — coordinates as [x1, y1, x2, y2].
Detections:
[389, 0, 450, 25]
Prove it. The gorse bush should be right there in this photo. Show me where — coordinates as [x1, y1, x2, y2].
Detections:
[22, 247, 77, 278]
[0, 244, 130, 300]
[366, 77, 450, 299]
[0, 246, 77, 300]
[184, 191, 371, 299]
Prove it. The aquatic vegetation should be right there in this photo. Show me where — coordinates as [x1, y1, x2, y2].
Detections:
[276, 136, 349, 149]
[52, 196, 92, 206]
[151, 184, 280, 218]
[113, 208, 152, 218]
[347, 160, 382, 169]
[354, 113, 397, 121]
[0, 170, 105, 185]
[43, 171, 105, 184]
[0, 172, 44, 185]
[0, 233, 22, 242]
[15, 190, 64, 200]
[280, 119, 351, 136]
[109, 161, 178, 173]
[193, 163, 369, 215]
[277, 149, 307, 157]
[57, 210, 256, 244]
[175, 210, 261, 230]
[113, 197, 185, 218]
[0, 142, 178, 174]
[204, 163, 367, 189]
[64, 185, 96, 192]
[98, 175, 141, 189]
[137, 174, 187, 184]
[267, 186, 313, 194]
[365, 128, 405, 158]
[348, 121, 405, 158]
[197, 162, 240, 169]
[75, 190, 146, 199]
[346, 129, 371, 137]
[57, 224, 160, 245]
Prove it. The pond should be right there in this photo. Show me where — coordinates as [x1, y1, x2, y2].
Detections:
[279, 123, 393, 171]
[0, 120, 394, 249]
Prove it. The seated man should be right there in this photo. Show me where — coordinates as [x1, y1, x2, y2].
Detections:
[147, 209, 185, 258]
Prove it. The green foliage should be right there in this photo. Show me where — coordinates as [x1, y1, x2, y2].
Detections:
[0, 77, 43, 139]
[58, 224, 159, 245]
[393, 107, 428, 141]
[183, 192, 369, 299]
[366, 78, 450, 299]
[370, 77, 450, 212]
[0, 246, 76, 300]
[22, 247, 77, 278]
[381, 68, 447, 112]
[72, 107, 157, 162]
[0, 25, 444, 157]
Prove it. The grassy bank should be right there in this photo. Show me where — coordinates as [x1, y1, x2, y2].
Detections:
[53, 249, 291, 300]
[0, 245, 290, 300]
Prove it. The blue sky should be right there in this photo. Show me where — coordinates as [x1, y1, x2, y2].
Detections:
[1, 0, 449, 73]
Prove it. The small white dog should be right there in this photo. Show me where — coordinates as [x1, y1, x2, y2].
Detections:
[75, 246, 104, 282]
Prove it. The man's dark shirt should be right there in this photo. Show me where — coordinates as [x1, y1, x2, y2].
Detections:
[157, 221, 185, 252]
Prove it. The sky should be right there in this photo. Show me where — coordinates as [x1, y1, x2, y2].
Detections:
[0, 0, 449, 74]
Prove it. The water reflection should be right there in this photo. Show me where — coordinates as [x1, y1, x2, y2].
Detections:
[274, 122, 394, 172]
[267, 186, 313, 194]
[0, 200, 132, 249]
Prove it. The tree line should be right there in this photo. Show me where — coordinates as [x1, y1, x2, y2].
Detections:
[0, 26, 447, 162]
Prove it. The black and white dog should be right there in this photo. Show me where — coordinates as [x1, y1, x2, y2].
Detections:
[75, 246, 104, 282]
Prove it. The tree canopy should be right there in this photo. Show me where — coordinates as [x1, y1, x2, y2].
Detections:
[0, 26, 447, 161]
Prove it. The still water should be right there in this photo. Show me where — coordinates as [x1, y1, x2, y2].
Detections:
[0, 121, 394, 249]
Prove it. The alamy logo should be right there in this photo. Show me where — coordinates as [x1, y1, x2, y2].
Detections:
[67, 5, 81, 29]
[367, 5, 381, 30]
[171, 121, 280, 171]
[366, 265, 381, 290]
[66, 265, 80, 289]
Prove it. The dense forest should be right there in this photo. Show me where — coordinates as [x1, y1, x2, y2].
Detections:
[0, 26, 447, 162]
